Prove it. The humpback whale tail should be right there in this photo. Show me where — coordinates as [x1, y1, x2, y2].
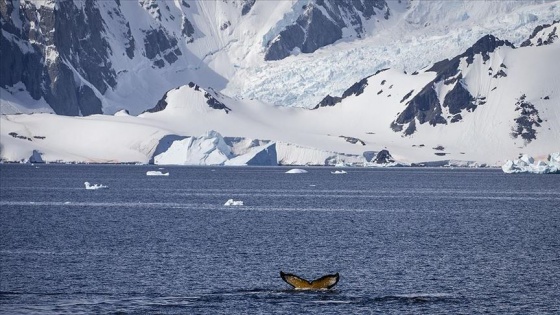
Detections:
[280, 271, 339, 290]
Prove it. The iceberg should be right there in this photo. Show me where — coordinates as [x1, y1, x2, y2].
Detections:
[152, 131, 277, 166]
[502, 153, 560, 174]
[285, 168, 308, 174]
[84, 181, 108, 190]
[224, 199, 244, 206]
[331, 170, 347, 174]
[146, 170, 169, 176]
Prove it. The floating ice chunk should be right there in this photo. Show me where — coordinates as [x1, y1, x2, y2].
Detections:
[146, 171, 169, 176]
[285, 169, 308, 174]
[224, 199, 244, 206]
[84, 181, 108, 190]
[331, 170, 347, 174]
[502, 152, 560, 174]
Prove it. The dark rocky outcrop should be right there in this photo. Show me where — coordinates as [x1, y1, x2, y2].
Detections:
[1, 0, 116, 115]
[1, 0, 184, 115]
[520, 20, 559, 47]
[143, 28, 182, 68]
[391, 35, 514, 135]
[340, 136, 365, 145]
[443, 82, 476, 115]
[313, 68, 388, 109]
[372, 149, 395, 164]
[265, 0, 388, 61]
[511, 94, 542, 143]
[145, 83, 232, 114]
[241, 0, 256, 16]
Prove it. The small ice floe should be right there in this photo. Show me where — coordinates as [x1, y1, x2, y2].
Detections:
[331, 170, 347, 174]
[84, 181, 108, 190]
[224, 199, 244, 206]
[502, 152, 560, 174]
[146, 170, 169, 176]
[285, 169, 308, 174]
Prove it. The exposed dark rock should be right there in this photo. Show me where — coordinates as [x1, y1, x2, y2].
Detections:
[520, 20, 559, 47]
[181, 17, 195, 39]
[124, 23, 136, 59]
[241, 0, 256, 16]
[400, 90, 414, 103]
[392, 83, 446, 132]
[55, 0, 117, 93]
[443, 81, 476, 115]
[313, 76, 370, 109]
[141, 0, 161, 21]
[426, 58, 459, 81]
[391, 34, 513, 135]
[205, 91, 231, 113]
[9, 132, 32, 141]
[511, 94, 542, 143]
[340, 136, 366, 145]
[314, 95, 342, 109]
[462, 35, 514, 64]
[77, 85, 103, 116]
[29, 150, 44, 163]
[433, 145, 445, 151]
[220, 21, 231, 31]
[493, 69, 507, 78]
[450, 114, 462, 123]
[313, 69, 389, 109]
[145, 88, 174, 113]
[0, 0, 114, 115]
[444, 73, 462, 85]
[145, 83, 231, 114]
[143, 27, 182, 67]
[372, 149, 395, 164]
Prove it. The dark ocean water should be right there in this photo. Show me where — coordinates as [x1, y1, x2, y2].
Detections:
[1, 164, 559, 314]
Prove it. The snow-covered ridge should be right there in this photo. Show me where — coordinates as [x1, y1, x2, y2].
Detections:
[2, 0, 559, 115]
[1, 1, 559, 167]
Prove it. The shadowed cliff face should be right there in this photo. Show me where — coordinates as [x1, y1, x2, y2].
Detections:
[0, 0, 185, 116]
[264, 0, 388, 61]
[1, 0, 113, 115]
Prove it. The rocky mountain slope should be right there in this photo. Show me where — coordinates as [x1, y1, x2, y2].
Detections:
[1, 0, 559, 166]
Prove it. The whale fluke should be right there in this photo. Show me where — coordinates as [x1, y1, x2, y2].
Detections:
[280, 271, 339, 290]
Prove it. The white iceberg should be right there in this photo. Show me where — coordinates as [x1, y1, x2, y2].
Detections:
[285, 168, 308, 174]
[331, 170, 347, 174]
[84, 181, 108, 190]
[502, 153, 560, 174]
[224, 199, 244, 206]
[146, 170, 169, 176]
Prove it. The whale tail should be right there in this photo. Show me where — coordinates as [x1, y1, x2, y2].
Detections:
[280, 271, 339, 290]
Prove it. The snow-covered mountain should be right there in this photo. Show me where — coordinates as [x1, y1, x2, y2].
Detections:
[1, 0, 559, 166]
